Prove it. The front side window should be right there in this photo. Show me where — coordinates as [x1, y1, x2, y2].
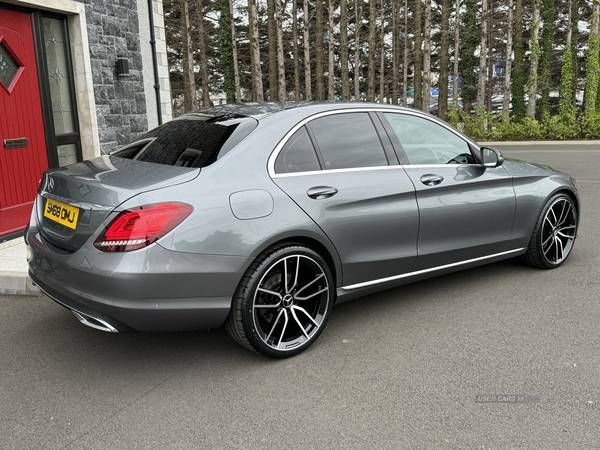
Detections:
[383, 113, 476, 165]
[308, 113, 388, 170]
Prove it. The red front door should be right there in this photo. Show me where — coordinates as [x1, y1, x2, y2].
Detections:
[0, 8, 48, 237]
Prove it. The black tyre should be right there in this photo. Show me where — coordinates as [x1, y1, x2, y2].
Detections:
[523, 193, 577, 269]
[225, 243, 334, 358]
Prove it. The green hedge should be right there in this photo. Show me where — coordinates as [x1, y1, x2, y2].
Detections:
[446, 105, 600, 141]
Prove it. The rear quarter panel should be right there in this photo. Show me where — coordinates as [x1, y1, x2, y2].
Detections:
[128, 114, 344, 283]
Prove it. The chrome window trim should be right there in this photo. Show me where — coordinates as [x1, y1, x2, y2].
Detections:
[268, 108, 381, 176]
[402, 163, 477, 169]
[271, 164, 408, 179]
[267, 107, 479, 178]
[339, 248, 526, 292]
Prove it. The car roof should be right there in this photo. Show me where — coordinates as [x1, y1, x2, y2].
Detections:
[184, 102, 299, 121]
[183, 101, 417, 121]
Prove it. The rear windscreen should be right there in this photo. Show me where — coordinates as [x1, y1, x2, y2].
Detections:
[112, 116, 257, 168]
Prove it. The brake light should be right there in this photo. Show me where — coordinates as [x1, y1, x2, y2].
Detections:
[94, 202, 193, 252]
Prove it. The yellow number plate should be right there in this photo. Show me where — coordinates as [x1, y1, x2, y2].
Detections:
[43, 198, 80, 230]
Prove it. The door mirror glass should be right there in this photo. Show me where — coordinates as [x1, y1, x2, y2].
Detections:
[481, 146, 504, 168]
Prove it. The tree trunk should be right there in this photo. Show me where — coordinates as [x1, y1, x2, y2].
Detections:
[328, 0, 335, 100]
[511, 0, 526, 119]
[526, 0, 541, 118]
[476, 0, 488, 110]
[367, 0, 377, 101]
[422, 0, 432, 111]
[571, 0, 579, 109]
[276, 0, 286, 103]
[180, 0, 197, 112]
[303, 0, 312, 100]
[267, 0, 278, 101]
[503, 0, 513, 121]
[403, 0, 408, 106]
[218, 0, 235, 103]
[486, 4, 493, 112]
[379, 0, 385, 103]
[197, 0, 211, 107]
[558, 0, 575, 119]
[316, 0, 325, 100]
[341, 0, 349, 100]
[293, 0, 300, 100]
[539, 0, 556, 118]
[439, 0, 450, 120]
[460, 0, 477, 112]
[453, 0, 460, 106]
[230, 0, 242, 102]
[392, 0, 398, 105]
[249, 0, 264, 102]
[584, 0, 600, 113]
[354, 0, 362, 99]
[414, 0, 423, 110]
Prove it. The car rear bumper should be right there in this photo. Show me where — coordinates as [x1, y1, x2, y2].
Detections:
[26, 230, 252, 332]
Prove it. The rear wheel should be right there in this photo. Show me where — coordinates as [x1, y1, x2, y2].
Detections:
[523, 193, 577, 269]
[226, 244, 334, 358]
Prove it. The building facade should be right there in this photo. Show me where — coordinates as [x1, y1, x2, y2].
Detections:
[0, 0, 172, 240]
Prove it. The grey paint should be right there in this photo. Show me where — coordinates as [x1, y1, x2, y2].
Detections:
[273, 167, 419, 286]
[229, 190, 274, 220]
[403, 164, 516, 271]
[28, 226, 250, 332]
[38, 156, 199, 251]
[505, 161, 579, 249]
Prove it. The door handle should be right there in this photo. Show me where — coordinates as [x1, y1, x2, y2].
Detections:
[307, 186, 338, 200]
[420, 174, 444, 186]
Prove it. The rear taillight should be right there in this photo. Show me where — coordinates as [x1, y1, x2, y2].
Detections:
[94, 202, 193, 252]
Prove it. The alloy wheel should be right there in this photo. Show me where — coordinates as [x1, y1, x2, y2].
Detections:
[252, 254, 330, 352]
[540, 197, 577, 265]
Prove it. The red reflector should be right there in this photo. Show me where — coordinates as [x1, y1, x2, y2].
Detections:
[94, 202, 193, 252]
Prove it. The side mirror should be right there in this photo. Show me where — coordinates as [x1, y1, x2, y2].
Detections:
[480, 146, 504, 168]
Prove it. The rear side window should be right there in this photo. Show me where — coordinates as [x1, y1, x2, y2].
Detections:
[274, 127, 321, 174]
[308, 113, 388, 170]
[112, 116, 257, 168]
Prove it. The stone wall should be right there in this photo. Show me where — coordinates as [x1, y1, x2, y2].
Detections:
[79, 0, 149, 155]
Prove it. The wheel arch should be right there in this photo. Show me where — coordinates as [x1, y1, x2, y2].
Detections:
[253, 234, 342, 290]
[558, 187, 580, 216]
[547, 186, 580, 233]
[522, 187, 578, 269]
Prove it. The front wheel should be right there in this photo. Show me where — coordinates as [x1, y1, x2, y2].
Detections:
[226, 244, 335, 358]
[523, 193, 578, 269]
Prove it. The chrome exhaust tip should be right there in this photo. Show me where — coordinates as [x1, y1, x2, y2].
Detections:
[72, 310, 119, 333]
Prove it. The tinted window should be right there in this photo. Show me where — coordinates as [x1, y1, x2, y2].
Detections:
[309, 113, 388, 170]
[113, 116, 257, 168]
[383, 113, 476, 165]
[275, 127, 321, 174]
[111, 139, 153, 159]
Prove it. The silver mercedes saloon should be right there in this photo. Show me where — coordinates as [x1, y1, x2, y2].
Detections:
[26, 103, 579, 358]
